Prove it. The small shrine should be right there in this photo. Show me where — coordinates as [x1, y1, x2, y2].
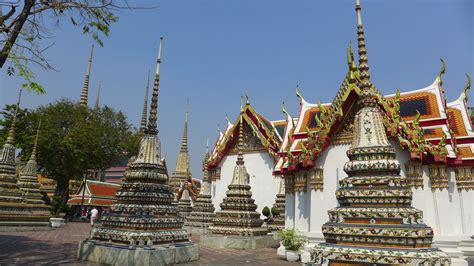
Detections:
[177, 183, 193, 218]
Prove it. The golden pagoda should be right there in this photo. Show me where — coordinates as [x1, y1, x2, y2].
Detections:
[169, 109, 192, 193]
[311, 1, 450, 264]
[17, 120, 50, 223]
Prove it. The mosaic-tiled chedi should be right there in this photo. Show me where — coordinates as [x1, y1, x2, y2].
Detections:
[267, 178, 285, 231]
[186, 144, 215, 228]
[178, 183, 193, 218]
[169, 110, 192, 193]
[89, 38, 190, 246]
[210, 108, 269, 236]
[17, 120, 50, 223]
[311, 1, 450, 265]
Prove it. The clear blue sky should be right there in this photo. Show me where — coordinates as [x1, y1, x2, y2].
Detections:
[1, 0, 473, 178]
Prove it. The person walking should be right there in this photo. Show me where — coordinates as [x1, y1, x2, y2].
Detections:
[90, 206, 98, 227]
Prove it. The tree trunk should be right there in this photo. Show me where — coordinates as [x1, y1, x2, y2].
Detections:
[0, 0, 35, 68]
[54, 176, 70, 207]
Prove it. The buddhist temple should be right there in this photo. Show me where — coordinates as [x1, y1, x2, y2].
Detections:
[186, 141, 216, 231]
[0, 91, 48, 228]
[17, 120, 50, 225]
[266, 178, 285, 231]
[207, 99, 284, 217]
[170, 109, 192, 193]
[78, 37, 198, 265]
[206, 101, 269, 239]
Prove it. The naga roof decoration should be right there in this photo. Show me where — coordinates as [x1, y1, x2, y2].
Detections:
[207, 99, 282, 169]
[275, 57, 474, 174]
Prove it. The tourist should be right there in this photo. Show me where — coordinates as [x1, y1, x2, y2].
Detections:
[90, 207, 98, 227]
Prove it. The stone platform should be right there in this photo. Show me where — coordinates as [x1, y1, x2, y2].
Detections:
[200, 234, 277, 250]
[77, 239, 199, 265]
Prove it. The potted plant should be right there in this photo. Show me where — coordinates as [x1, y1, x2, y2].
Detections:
[49, 196, 65, 228]
[277, 229, 307, 262]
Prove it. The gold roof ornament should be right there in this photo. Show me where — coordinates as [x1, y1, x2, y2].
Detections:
[295, 82, 305, 105]
[79, 45, 94, 107]
[437, 58, 446, 86]
[461, 73, 471, 102]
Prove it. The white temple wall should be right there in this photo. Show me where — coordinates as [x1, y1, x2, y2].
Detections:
[285, 193, 295, 229]
[211, 152, 280, 217]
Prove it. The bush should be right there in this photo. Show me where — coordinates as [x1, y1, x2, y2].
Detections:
[271, 206, 279, 216]
[277, 229, 307, 252]
[262, 206, 271, 218]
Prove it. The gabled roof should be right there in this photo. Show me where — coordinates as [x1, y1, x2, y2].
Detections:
[67, 180, 120, 206]
[207, 101, 282, 169]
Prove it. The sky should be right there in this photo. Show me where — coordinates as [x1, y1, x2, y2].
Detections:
[1, 0, 473, 178]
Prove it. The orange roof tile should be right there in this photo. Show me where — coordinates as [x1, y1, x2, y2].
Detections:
[448, 107, 468, 137]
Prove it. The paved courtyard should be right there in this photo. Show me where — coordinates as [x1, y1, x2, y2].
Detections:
[0, 222, 297, 265]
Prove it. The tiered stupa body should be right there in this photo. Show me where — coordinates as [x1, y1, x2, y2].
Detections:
[0, 91, 49, 227]
[177, 184, 193, 218]
[311, 1, 450, 264]
[267, 178, 285, 231]
[210, 111, 269, 236]
[17, 121, 50, 223]
[186, 144, 215, 228]
[169, 111, 192, 193]
[87, 38, 190, 246]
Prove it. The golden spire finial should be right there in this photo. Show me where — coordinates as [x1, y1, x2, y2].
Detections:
[245, 92, 250, 105]
[6, 89, 22, 145]
[80, 44, 94, 107]
[295, 82, 305, 105]
[94, 81, 101, 110]
[140, 69, 151, 133]
[282, 101, 295, 129]
[240, 95, 244, 113]
[30, 118, 42, 161]
[437, 58, 446, 86]
[146, 36, 164, 135]
[462, 73, 471, 102]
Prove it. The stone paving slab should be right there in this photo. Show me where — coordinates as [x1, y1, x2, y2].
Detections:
[0, 222, 298, 265]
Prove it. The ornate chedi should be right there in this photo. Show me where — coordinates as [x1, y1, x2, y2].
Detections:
[267, 178, 285, 231]
[186, 142, 216, 229]
[79, 45, 94, 107]
[78, 37, 198, 265]
[0, 91, 48, 227]
[169, 110, 192, 193]
[17, 120, 50, 223]
[209, 105, 269, 237]
[177, 183, 193, 218]
[311, 1, 450, 265]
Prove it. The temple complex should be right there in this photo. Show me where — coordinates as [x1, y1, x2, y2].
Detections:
[77, 37, 199, 265]
[207, 99, 284, 217]
[186, 143, 216, 231]
[17, 120, 50, 225]
[170, 110, 192, 193]
[266, 179, 285, 231]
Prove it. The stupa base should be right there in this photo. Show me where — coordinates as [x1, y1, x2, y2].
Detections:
[311, 243, 451, 265]
[184, 225, 212, 235]
[200, 234, 277, 249]
[77, 239, 199, 265]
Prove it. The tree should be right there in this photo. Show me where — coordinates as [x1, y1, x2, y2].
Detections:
[0, 0, 134, 93]
[0, 99, 140, 205]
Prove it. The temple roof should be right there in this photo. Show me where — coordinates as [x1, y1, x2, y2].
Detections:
[67, 180, 120, 206]
[207, 100, 283, 169]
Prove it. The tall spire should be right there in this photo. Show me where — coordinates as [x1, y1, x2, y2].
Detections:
[30, 119, 41, 161]
[146, 37, 163, 135]
[355, 0, 373, 95]
[140, 70, 151, 133]
[80, 45, 94, 107]
[94, 81, 101, 110]
[236, 96, 245, 167]
[6, 89, 22, 145]
[180, 106, 189, 153]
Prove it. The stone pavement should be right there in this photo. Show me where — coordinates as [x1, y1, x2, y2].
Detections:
[0, 222, 298, 265]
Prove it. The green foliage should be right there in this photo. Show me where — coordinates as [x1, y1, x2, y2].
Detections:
[262, 206, 271, 218]
[277, 229, 307, 252]
[50, 196, 66, 217]
[271, 206, 279, 216]
[0, 99, 140, 204]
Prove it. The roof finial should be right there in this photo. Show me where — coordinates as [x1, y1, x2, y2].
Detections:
[145, 37, 163, 135]
[30, 118, 42, 161]
[6, 89, 22, 145]
[139, 69, 151, 133]
[355, 0, 373, 95]
[245, 92, 250, 105]
[437, 58, 446, 86]
[80, 44, 94, 107]
[282, 101, 295, 129]
[94, 81, 101, 110]
[240, 95, 244, 113]
[462, 73, 471, 102]
[295, 82, 306, 105]
[237, 97, 245, 165]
